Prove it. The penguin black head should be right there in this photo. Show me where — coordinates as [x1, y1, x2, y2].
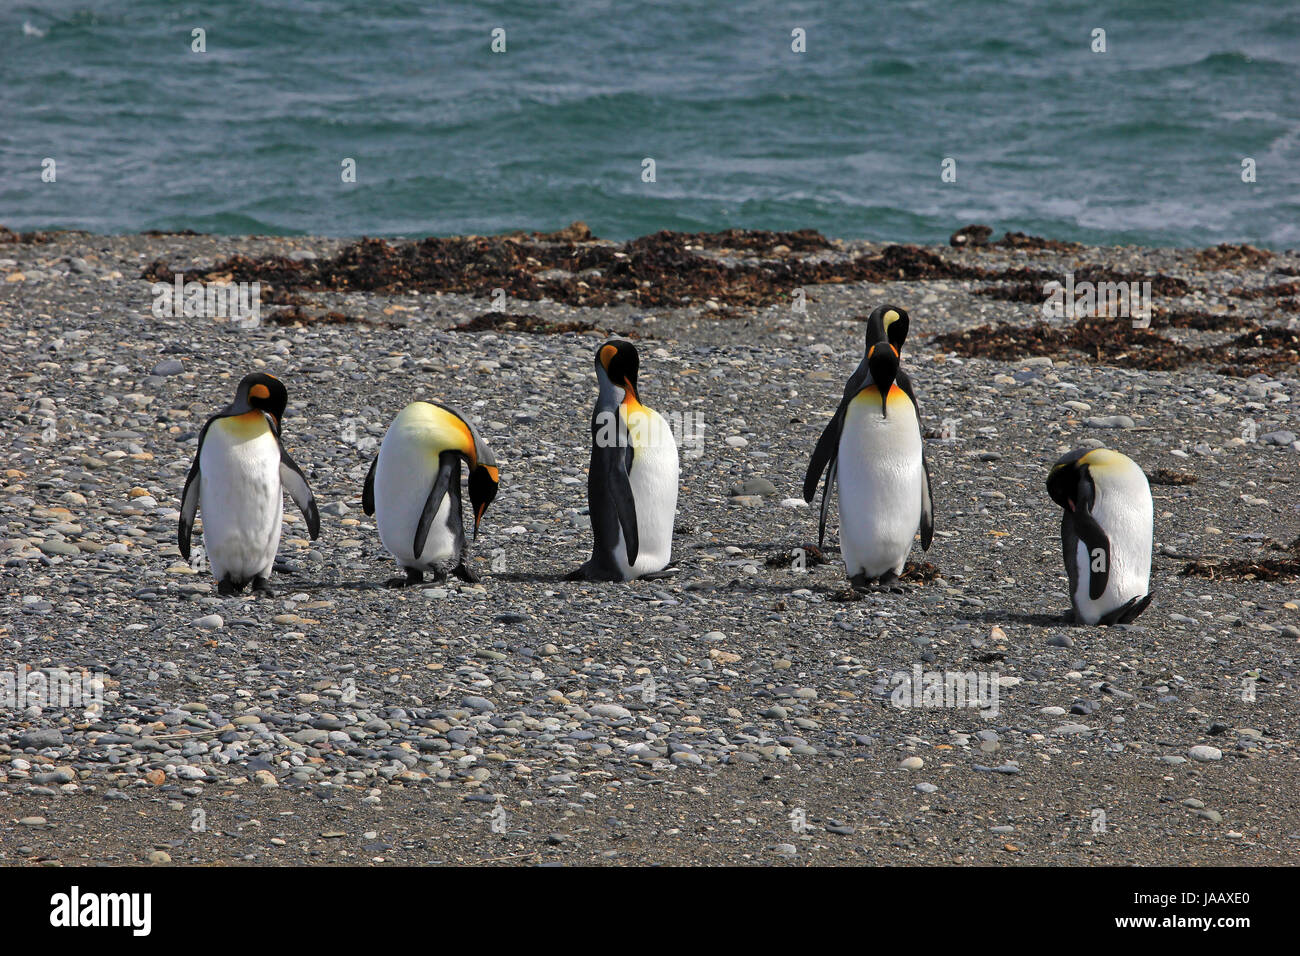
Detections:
[468, 460, 499, 539]
[866, 342, 899, 417]
[597, 340, 640, 400]
[232, 372, 288, 432]
[1046, 448, 1093, 512]
[865, 305, 909, 354]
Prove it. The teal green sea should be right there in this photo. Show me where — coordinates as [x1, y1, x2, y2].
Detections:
[2, 0, 1297, 246]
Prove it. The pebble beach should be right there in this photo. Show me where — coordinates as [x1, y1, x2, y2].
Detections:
[1, 227, 1298, 866]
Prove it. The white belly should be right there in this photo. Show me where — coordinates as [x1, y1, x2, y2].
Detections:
[613, 405, 678, 578]
[375, 420, 457, 569]
[199, 423, 283, 584]
[838, 388, 923, 579]
[1072, 459, 1152, 624]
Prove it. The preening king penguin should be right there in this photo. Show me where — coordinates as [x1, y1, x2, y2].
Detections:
[178, 372, 320, 596]
[802, 305, 934, 589]
[569, 340, 679, 581]
[1047, 447, 1153, 625]
[363, 401, 499, 587]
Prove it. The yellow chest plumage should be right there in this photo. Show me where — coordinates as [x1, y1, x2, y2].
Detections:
[214, 410, 273, 442]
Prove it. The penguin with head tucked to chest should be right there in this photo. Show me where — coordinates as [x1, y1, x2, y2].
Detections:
[363, 400, 499, 587]
[179, 372, 320, 596]
[1047, 446, 1153, 625]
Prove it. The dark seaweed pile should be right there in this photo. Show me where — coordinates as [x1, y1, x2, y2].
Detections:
[929, 316, 1299, 377]
[141, 231, 993, 310]
[1181, 537, 1300, 582]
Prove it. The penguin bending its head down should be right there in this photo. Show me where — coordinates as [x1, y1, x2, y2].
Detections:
[864, 302, 910, 355]
[179, 372, 320, 596]
[803, 305, 934, 590]
[569, 339, 679, 581]
[363, 401, 499, 587]
[1047, 447, 1153, 625]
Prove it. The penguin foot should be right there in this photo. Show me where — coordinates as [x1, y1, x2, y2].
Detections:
[639, 566, 680, 580]
[565, 561, 624, 582]
[386, 568, 425, 588]
[217, 578, 242, 597]
[1098, 593, 1153, 626]
[877, 570, 908, 594]
[452, 562, 479, 583]
[250, 576, 275, 598]
[850, 572, 907, 594]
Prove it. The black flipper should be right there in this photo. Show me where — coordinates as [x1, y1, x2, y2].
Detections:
[806, 359, 875, 551]
[817, 458, 837, 550]
[890, 368, 935, 552]
[1061, 512, 1082, 613]
[413, 454, 455, 560]
[804, 360, 870, 504]
[804, 407, 845, 504]
[362, 455, 378, 516]
[279, 447, 320, 539]
[177, 418, 214, 561]
[442, 455, 471, 574]
[179, 457, 201, 562]
[588, 419, 639, 569]
[919, 452, 934, 551]
[612, 440, 640, 566]
[1073, 474, 1111, 601]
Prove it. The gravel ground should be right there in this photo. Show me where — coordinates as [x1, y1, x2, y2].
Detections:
[1, 231, 1298, 866]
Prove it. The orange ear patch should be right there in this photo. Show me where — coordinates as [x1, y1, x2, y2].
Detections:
[250, 384, 271, 400]
[600, 344, 618, 370]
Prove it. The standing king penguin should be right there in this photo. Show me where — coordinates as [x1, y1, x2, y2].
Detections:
[570, 340, 679, 581]
[363, 401, 499, 586]
[179, 372, 320, 596]
[803, 305, 934, 589]
[1047, 447, 1153, 625]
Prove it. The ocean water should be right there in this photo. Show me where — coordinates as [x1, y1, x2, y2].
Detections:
[2, 0, 1298, 247]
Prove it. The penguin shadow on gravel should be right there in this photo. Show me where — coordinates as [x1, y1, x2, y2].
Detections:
[485, 570, 597, 585]
[750, 542, 936, 596]
[954, 607, 1151, 629]
[956, 608, 1078, 628]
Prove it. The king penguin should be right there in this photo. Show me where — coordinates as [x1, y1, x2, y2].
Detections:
[803, 305, 934, 589]
[179, 372, 320, 596]
[570, 340, 679, 581]
[1047, 447, 1153, 625]
[363, 401, 499, 586]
